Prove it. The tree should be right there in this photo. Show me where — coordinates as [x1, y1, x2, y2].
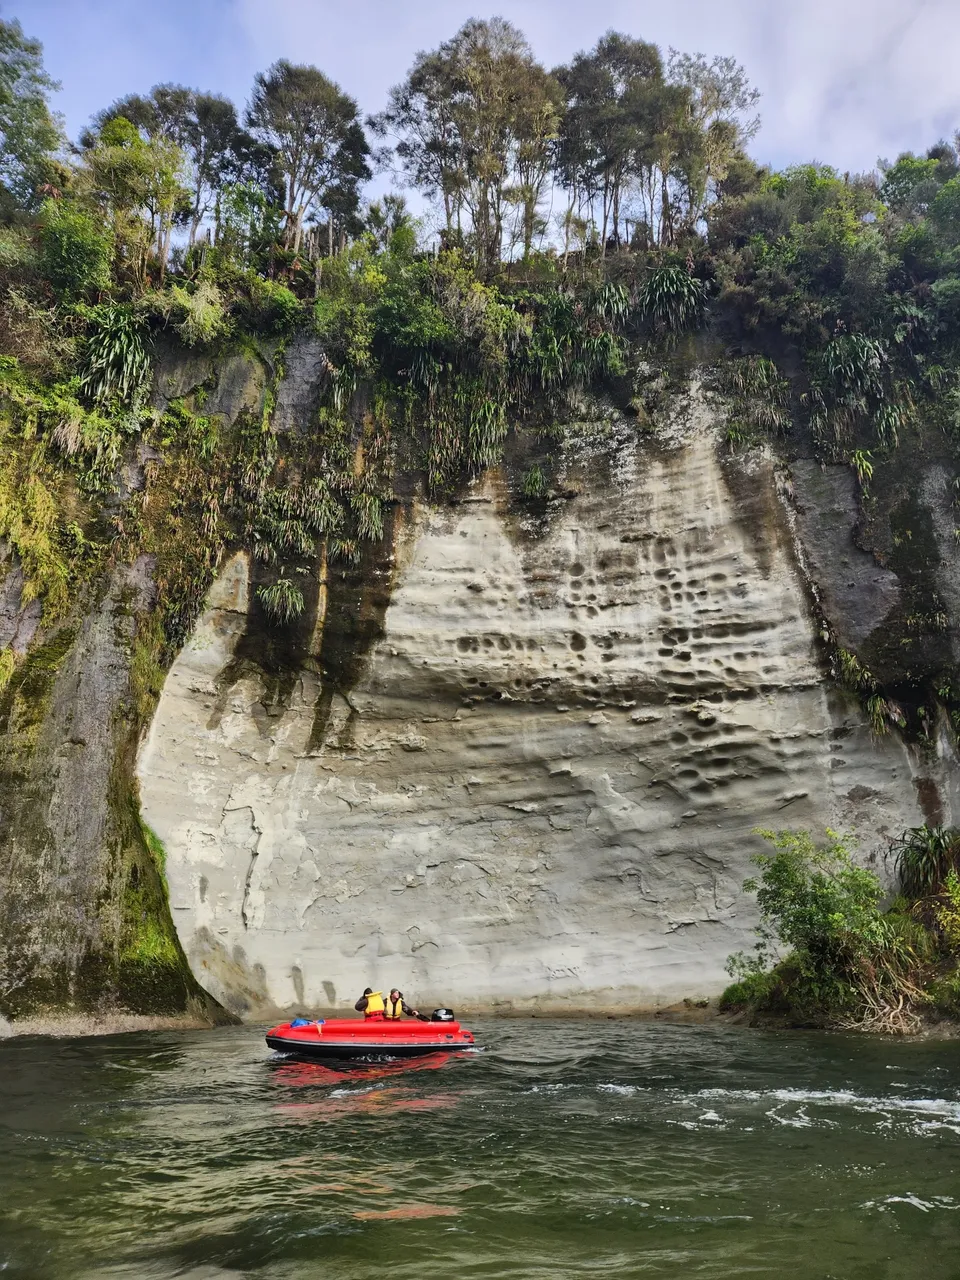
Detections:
[880, 152, 943, 216]
[87, 85, 247, 246]
[372, 50, 464, 236]
[0, 18, 61, 209]
[448, 19, 560, 268]
[377, 20, 560, 270]
[246, 60, 370, 252]
[555, 33, 678, 252]
[668, 50, 760, 233]
[84, 116, 190, 287]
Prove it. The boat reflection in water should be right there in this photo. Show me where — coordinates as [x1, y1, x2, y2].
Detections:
[269, 1049, 469, 1089]
[268, 1049, 471, 1127]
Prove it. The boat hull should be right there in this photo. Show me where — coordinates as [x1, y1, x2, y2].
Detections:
[265, 1018, 477, 1062]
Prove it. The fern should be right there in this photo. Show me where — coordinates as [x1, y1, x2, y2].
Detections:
[257, 578, 305, 624]
[351, 492, 384, 541]
[521, 464, 547, 498]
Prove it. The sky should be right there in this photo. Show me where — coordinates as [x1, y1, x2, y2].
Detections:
[13, 0, 960, 178]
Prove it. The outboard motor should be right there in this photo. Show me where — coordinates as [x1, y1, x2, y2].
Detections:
[430, 1008, 455, 1022]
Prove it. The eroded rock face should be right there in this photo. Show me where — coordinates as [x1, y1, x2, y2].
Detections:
[1, 559, 151, 1003]
[137, 408, 957, 1016]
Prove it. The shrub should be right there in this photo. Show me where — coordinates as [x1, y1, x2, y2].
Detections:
[0, 285, 74, 376]
[728, 828, 934, 1031]
[935, 869, 960, 951]
[637, 265, 706, 335]
[161, 280, 229, 346]
[928, 967, 960, 1017]
[745, 827, 885, 963]
[719, 966, 775, 1011]
[0, 224, 37, 275]
[892, 825, 960, 899]
[245, 276, 303, 336]
[77, 304, 150, 408]
[37, 198, 113, 300]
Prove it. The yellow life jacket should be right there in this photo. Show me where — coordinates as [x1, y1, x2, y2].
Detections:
[364, 990, 385, 1015]
[385, 996, 403, 1019]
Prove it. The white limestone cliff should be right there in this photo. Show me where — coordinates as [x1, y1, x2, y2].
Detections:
[138, 404, 956, 1016]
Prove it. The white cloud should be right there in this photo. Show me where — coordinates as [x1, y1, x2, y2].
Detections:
[232, 0, 960, 171]
[26, 0, 960, 176]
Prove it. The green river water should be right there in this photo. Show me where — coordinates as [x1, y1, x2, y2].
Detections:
[0, 1019, 958, 1279]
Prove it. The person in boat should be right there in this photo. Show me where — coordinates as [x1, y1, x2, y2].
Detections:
[385, 988, 424, 1020]
[354, 988, 386, 1019]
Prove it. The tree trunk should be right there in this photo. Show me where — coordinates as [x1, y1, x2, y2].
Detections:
[600, 175, 611, 259]
[158, 210, 173, 283]
[188, 205, 202, 248]
[660, 171, 672, 247]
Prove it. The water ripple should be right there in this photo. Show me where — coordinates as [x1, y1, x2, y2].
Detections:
[1, 1020, 959, 1279]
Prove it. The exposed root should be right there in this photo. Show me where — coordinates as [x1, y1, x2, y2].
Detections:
[836, 985, 925, 1036]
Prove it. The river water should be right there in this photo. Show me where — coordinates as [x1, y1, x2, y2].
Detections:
[0, 1019, 958, 1279]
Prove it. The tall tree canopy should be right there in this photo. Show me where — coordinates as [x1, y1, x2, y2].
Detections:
[375, 18, 561, 269]
[87, 85, 260, 246]
[246, 60, 370, 251]
[83, 115, 190, 284]
[553, 32, 759, 251]
[0, 17, 60, 209]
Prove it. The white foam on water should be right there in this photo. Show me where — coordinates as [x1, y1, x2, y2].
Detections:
[686, 1088, 960, 1139]
[861, 1194, 960, 1214]
[691, 1087, 960, 1125]
[765, 1105, 819, 1128]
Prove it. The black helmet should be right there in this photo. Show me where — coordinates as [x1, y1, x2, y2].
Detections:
[430, 1008, 455, 1022]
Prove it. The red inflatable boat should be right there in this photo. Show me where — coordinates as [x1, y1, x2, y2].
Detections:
[265, 1014, 477, 1061]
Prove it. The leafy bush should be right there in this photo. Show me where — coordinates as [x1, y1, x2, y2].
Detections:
[244, 276, 303, 336]
[718, 961, 775, 1011]
[745, 827, 885, 963]
[0, 224, 37, 274]
[928, 967, 960, 1017]
[727, 828, 933, 1031]
[160, 280, 229, 346]
[935, 869, 960, 951]
[37, 198, 113, 300]
[0, 285, 74, 376]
